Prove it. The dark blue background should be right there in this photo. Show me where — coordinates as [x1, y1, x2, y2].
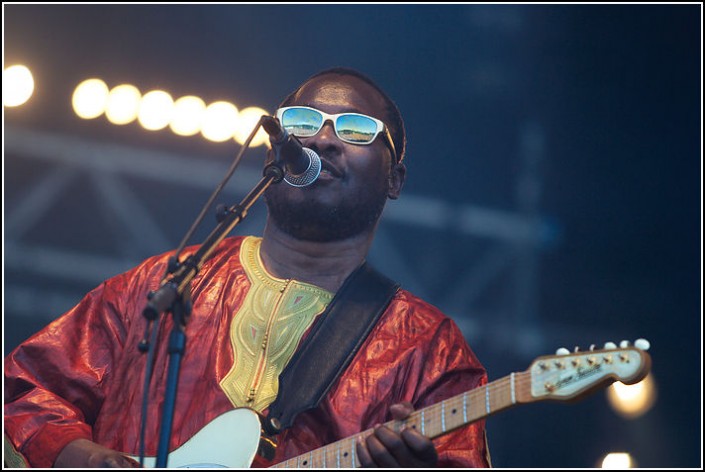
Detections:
[3, 4, 701, 468]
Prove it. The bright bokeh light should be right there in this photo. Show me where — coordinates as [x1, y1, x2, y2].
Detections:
[606, 373, 657, 419]
[71, 78, 271, 145]
[201, 101, 239, 143]
[3, 64, 35, 107]
[233, 106, 271, 147]
[105, 84, 141, 125]
[170, 95, 206, 136]
[600, 452, 635, 468]
[72, 78, 109, 119]
[138, 90, 174, 131]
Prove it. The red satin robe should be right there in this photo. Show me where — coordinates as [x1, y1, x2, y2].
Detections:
[4, 236, 490, 468]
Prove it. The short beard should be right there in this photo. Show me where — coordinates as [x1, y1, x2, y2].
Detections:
[263, 181, 388, 242]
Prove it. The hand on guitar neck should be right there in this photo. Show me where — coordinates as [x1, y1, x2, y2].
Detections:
[355, 402, 439, 468]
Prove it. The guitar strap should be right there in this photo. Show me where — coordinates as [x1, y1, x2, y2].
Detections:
[263, 261, 399, 436]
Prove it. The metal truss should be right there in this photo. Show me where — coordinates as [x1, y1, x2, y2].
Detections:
[4, 124, 589, 357]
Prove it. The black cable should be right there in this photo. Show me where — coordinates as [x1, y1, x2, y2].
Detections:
[173, 115, 269, 261]
[138, 320, 161, 466]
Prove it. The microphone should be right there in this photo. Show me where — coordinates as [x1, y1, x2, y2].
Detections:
[262, 116, 321, 187]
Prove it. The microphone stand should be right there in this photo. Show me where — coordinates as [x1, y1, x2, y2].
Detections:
[139, 116, 286, 468]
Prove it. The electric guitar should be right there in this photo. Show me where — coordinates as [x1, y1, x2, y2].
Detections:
[132, 339, 652, 468]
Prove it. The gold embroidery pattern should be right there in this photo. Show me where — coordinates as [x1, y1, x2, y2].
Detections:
[220, 237, 332, 412]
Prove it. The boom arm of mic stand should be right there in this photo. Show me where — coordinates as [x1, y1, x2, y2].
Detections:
[143, 164, 284, 318]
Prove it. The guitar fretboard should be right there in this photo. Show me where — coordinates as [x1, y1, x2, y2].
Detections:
[271, 371, 531, 468]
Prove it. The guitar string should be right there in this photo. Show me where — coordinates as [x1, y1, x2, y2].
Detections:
[273, 351, 641, 468]
[273, 371, 575, 468]
[274, 375, 569, 468]
[271, 373, 532, 468]
[408, 355, 629, 437]
[383, 350, 642, 442]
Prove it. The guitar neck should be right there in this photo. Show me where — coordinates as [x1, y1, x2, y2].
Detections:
[270, 371, 530, 468]
[271, 344, 651, 468]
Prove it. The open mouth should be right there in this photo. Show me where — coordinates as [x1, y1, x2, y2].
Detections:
[319, 159, 343, 179]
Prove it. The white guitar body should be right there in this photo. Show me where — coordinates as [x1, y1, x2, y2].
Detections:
[129, 408, 261, 468]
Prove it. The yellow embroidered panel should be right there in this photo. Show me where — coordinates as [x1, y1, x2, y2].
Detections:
[220, 236, 333, 412]
[4, 434, 29, 468]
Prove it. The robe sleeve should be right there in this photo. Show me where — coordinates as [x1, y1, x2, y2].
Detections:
[4, 273, 135, 468]
[411, 316, 492, 468]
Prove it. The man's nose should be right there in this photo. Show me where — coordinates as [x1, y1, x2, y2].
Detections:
[305, 120, 341, 152]
[317, 119, 338, 140]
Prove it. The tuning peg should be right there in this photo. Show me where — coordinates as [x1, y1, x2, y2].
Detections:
[556, 347, 570, 356]
[589, 344, 596, 351]
[634, 338, 651, 350]
[604, 342, 617, 349]
[619, 340, 630, 348]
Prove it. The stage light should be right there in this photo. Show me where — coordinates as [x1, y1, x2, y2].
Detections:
[233, 106, 271, 147]
[105, 84, 141, 125]
[70, 78, 272, 147]
[72, 78, 109, 119]
[606, 373, 657, 419]
[600, 452, 636, 468]
[3, 64, 34, 107]
[170, 95, 206, 137]
[201, 101, 239, 143]
[138, 90, 174, 131]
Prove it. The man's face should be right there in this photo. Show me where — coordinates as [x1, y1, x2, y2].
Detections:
[264, 74, 403, 242]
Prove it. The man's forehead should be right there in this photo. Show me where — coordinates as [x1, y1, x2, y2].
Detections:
[292, 75, 386, 115]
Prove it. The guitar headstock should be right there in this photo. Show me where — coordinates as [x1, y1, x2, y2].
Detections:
[527, 339, 652, 401]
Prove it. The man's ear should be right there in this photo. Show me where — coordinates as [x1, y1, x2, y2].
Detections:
[388, 162, 406, 200]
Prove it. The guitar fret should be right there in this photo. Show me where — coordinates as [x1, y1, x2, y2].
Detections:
[262, 352, 649, 469]
[463, 391, 468, 422]
[510, 373, 516, 404]
[441, 400, 446, 432]
[135, 360, 649, 467]
[273, 374, 520, 469]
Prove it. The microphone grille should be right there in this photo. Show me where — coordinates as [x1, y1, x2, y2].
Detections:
[284, 148, 321, 187]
